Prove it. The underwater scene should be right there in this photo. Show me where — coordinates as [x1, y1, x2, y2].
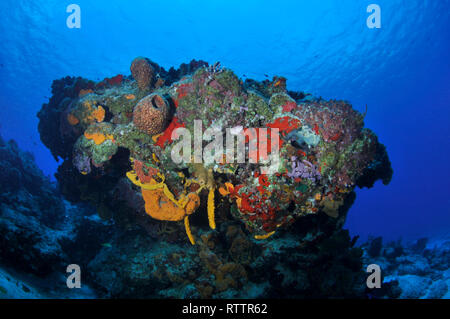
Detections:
[0, 0, 449, 303]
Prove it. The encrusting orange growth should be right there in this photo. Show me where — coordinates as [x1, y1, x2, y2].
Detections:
[84, 132, 114, 145]
[78, 89, 93, 97]
[219, 182, 243, 210]
[185, 192, 201, 215]
[218, 187, 228, 196]
[92, 105, 105, 122]
[67, 113, 79, 126]
[124, 94, 136, 100]
[77, 101, 107, 124]
[219, 182, 234, 196]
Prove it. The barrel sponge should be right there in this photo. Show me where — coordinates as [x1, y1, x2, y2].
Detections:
[130, 57, 155, 91]
[133, 94, 170, 135]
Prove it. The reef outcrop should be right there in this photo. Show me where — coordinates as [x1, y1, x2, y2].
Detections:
[0, 134, 111, 281]
[35, 57, 393, 298]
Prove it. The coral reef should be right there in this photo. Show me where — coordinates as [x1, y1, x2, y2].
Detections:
[86, 212, 368, 298]
[4, 129, 444, 299]
[0, 134, 111, 283]
[361, 236, 450, 299]
[33, 57, 394, 298]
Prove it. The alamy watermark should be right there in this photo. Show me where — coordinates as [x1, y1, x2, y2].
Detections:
[366, 264, 382, 288]
[66, 4, 380, 30]
[170, 120, 281, 175]
[66, 264, 81, 288]
[66, 4, 81, 29]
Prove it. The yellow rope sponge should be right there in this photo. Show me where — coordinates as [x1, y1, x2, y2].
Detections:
[207, 188, 216, 229]
[254, 231, 276, 240]
[184, 216, 195, 245]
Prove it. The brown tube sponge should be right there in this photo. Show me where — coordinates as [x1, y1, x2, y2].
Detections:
[133, 94, 170, 135]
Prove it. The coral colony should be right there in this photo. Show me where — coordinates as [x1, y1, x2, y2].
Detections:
[38, 56, 392, 246]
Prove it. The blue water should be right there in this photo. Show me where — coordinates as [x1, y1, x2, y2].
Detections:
[0, 0, 448, 242]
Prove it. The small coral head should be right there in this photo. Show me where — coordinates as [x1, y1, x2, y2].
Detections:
[133, 94, 170, 135]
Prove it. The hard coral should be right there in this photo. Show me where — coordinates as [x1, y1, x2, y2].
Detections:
[133, 93, 170, 135]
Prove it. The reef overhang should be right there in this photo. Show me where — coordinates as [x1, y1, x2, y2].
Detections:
[37, 57, 393, 244]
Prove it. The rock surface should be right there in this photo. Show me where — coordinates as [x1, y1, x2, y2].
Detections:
[361, 236, 450, 299]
